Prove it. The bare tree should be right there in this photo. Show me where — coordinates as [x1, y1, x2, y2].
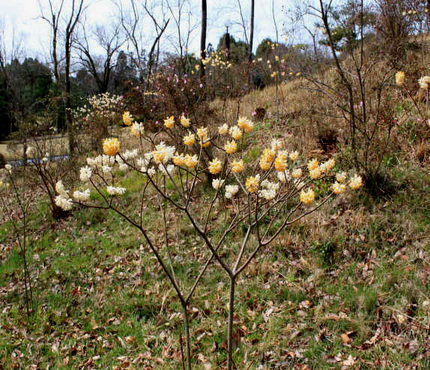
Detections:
[76, 23, 125, 94]
[236, 0, 249, 44]
[39, 0, 87, 155]
[166, 0, 198, 73]
[115, 0, 169, 81]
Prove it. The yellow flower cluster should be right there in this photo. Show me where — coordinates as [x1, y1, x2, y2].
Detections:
[395, 71, 405, 86]
[292, 168, 303, 178]
[419, 76, 430, 90]
[131, 122, 144, 137]
[164, 116, 175, 128]
[197, 127, 210, 147]
[245, 175, 260, 193]
[332, 181, 347, 194]
[197, 127, 207, 138]
[183, 133, 196, 147]
[300, 188, 315, 205]
[307, 158, 336, 179]
[151, 142, 175, 164]
[289, 151, 299, 161]
[320, 158, 336, 173]
[231, 159, 245, 173]
[198, 49, 232, 70]
[103, 138, 120, 156]
[180, 116, 191, 128]
[173, 153, 186, 166]
[237, 116, 254, 133]
[274, 152, 288, 172]
[184, 154, 198, 169]
[107, 112, 364, 211]
[307, 158, 319, 171]
[224, 140, 237, 154]
[123, 111, 133, 126]
[260, 148, 276, 171]
[229, 126, 243, 140]
[349, 174, 363, 190]
[336, 172, 347, 183]
[310, 167, 323, 179]
[208, 158, 222, 174]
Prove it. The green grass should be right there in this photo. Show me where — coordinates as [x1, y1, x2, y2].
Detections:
[1, 159, 430, 368]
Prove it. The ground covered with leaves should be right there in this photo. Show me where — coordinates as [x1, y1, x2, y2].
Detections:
[1, 153, 429, 369]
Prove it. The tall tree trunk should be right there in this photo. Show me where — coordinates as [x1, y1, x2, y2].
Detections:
[249, 0, 255, 63]
[52, 15, 60, 85]
[248, 0, 255, 90]
[65, 39, 75, 155]
[200, 0, 207, 79]
[427, 0, 430, 66]
[225, 27, 231, 62]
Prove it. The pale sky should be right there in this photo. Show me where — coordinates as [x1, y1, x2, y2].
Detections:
[0, 0, 327, 63]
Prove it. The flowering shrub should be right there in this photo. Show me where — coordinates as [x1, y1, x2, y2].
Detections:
[54, 114, 362, 369]
[72, 93, 123, 152]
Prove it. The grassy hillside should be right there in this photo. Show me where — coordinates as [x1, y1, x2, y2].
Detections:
[1, 79, 430, 368]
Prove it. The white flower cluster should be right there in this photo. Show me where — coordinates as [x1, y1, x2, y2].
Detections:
[123, 149, 139, 160]
[87, 154, 116, 168]
[116, 156, 128, 171]
[218, 123, 229, 135]
[419, 76, 430, 90]
[259, 180, 280, 200]
[80, 166, 92, 182]
[225, 185, 239, 199]
[271, 139, 283, 151]
[55, 180, 73, 210]
[212, 178, 225, 190]
[107, 186, 126, 196]
[74, 92, 123, 120]
[136, 156, 154, 173]
[73, 189, 91, 201]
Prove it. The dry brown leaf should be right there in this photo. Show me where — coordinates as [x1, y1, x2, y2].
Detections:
[341, 333, 351, 344]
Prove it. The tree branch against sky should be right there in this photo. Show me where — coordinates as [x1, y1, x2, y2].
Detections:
[5, 0, 288, 61]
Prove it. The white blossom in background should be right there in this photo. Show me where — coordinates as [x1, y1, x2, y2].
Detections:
[102, 165, 112, 174]
[271, 139, 283, 150]
[336, 172, 347, 183]
[159, 164, 176, 176]
[80, 166, 92, 182]
[123, 149, 138, 160]
[107, 186, 126, 196]
[137, 157, 151, 172]
[225, 185, 239, 199]
[73, 189, 91, 201]
[26, 146, 35, 157]
[212, 178, 225, 190]
[218, 124, 229, 135]
[259, 180, 280, 200]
